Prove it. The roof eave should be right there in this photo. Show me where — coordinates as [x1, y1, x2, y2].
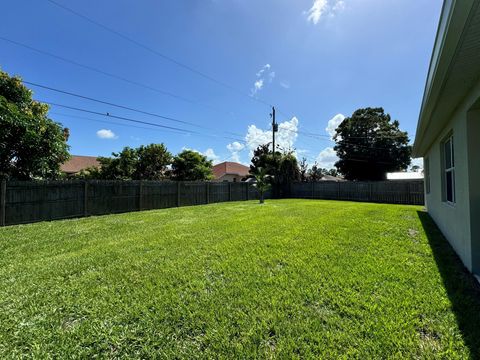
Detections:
[413, 0, 475, 157]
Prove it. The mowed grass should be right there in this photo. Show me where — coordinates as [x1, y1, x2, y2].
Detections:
[1, 200, 480, 359]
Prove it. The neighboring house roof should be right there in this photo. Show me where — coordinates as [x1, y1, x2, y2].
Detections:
[387, 172, 424, 180]
[413, 0, 480, 156]
[61, 155, 100, 174]
[212, 162, 249, 179]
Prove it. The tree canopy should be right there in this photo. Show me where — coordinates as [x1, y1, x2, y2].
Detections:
[171, 149, 213, 181]
[0, 70, 70, 180]
[334, 107, 411, 181]
[80, 144, 172, 180]
[249, 144, 300, 184]
[249, 144, 279, 178]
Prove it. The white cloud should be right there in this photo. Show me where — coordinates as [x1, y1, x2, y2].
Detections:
[306, 0, 346, 24]
[227, 141, 245, 152]
[269, 71, 276, 82]
[251, 64, 276, 96]
[245, 117, 299, 157]
[307, 0, 328, 24]
[326, 113, 345, 139]
[226, 141, 246, 164]
[333, 0, 346, 12]
[96, 129, 117, 139]
[280, 81, 290, 89]
[252, 79, 264, 94]
[256, 64, 271, 77]
[316, 147, 338, 169]
[204, 148, 220, 164]
[183, 147, 221, 165]
[229, 152, 241, 163]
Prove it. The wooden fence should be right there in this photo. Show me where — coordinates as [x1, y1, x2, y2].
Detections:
[287, 180, 424, 205]
[0, 180, 262, 226]
[0, 179, 424, 226]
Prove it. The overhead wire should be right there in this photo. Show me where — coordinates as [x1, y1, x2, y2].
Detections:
[23, 80, 244, 137]
[42, 101, 246, 143]
[44, 0, 275, 109]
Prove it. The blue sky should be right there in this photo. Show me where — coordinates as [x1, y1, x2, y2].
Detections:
[1, 0, 442, 167]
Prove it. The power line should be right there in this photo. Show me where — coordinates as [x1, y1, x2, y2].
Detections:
[23, 80, 348, 147]
[0, 36, 200, 105]
[45, 0, 274, 109]
[49, 111, 190, 135]
[1, 36, 263, 127]
[42, 101, 246, 143]
[23, 80, 243, 138]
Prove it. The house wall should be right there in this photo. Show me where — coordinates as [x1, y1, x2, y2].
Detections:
[424, 78, 480, 272]
[467, 108, 480, 273]
[213, 174, 243, 182]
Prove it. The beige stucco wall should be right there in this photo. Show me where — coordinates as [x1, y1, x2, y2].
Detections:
[213, 174, 243, 182]
[424, 78, 480, 272]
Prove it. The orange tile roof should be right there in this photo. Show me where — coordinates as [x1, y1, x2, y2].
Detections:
[61, 155, 100, 174]
[212, 162, 250, 179]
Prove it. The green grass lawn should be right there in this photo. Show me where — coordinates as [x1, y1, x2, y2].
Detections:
[1, 200, 480, 359]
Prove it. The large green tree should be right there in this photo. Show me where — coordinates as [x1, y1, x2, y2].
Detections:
[82, 144, 172, 180]
[334, 107, 411, 181]
[134, 144, 172, 180]
[249, 144, 300, 184]
[249, 144, 300, 197]
[170, 149, 213, 181]
[249, 144, 280, 178]
[0, 70, 70, 180]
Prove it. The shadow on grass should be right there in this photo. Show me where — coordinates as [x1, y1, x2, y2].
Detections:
[417, 210, 480, 359]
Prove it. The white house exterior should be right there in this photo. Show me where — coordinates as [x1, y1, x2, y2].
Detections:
[413, 0, 480, 274]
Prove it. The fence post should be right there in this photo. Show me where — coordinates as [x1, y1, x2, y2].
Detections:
[228, 182, 232, 202]
[369, 182, 373, 202]
[206, 182, 209, 204]
[311, 182, 315, 199]
[83, 180, 89, 217]
[406, 181, 411, 205]
[0, 179, 6, 226]
[246, 183, 249, 201]
[177, 182, 181, 207]
[138, 180, 143, 211]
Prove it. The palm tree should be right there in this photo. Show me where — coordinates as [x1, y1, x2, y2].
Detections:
[253, 167, 272, 204]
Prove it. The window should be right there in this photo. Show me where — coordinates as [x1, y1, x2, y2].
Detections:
[424, 157, 430, 194]
[442, 135, 455, 204]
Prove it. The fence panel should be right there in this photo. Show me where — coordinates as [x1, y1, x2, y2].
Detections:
[290, 180, 424, 205]
[209, 183, 230, 203]
[313, 182, 341, 200]
[87, 181, 139, 215]
[5, 181, 84, 225]
[230, 183, 247, 201]
[142, 181, 178, 210]
[290, 182, 312, 199]
[179, 182, 207, 207]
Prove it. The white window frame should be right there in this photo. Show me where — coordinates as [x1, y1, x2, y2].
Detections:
[442, 135, 455, 205]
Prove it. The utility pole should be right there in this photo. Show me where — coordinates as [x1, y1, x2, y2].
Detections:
[271, 106, 278, 156]
[271, 106, 279, 199]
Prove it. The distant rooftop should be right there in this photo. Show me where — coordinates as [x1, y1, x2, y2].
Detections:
[61, 155, 100, 174]
[212, 161, 249, 179]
